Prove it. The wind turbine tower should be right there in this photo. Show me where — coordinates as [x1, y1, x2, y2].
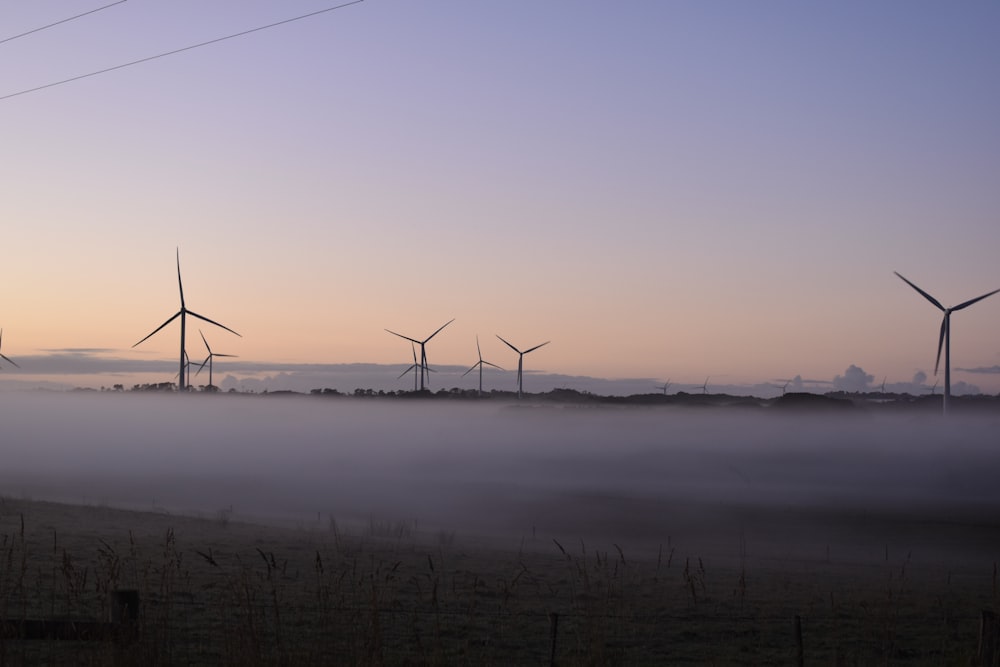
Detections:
[397, 342, 421, 392]
[894, 271, 1000, 415]
[385, 319, 454, 391]
[133, 249, 241, 391]
[496, 335, 549, 399]
[463, 335, 504, 397]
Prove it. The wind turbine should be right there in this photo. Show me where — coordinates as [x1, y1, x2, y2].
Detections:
[654, 379, 671, 395]
[462, 335, 503, 396]
[133, 249, 241, 391]
[397, 341, 421, 392]
[894, 271, 1000, 415]
[773, 379, 791, 396]
[196, 329, 237, 391]
[496, 335, 549, 399]
[385, 319, 454, 391]
[698, 377, 710, 394]
[0, 329, 19, 369]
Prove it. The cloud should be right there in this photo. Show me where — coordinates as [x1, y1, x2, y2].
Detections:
[832, 365, 873, 393]
[952, 381, 982, 395]
[1, 352, 992, 397]
[8, 350, 163, 375]
[957, 365, 1000, 375]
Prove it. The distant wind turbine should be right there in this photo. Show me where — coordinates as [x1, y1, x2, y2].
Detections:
[462, 335, 504, 396]
[397, 341, 422, 392]
[927, 379, 939, 396]
[133, 249, 241, 391]
[698, 377, 710, 394]
[496, 335, 549, 399]
[773, 379, 791, 395]
[655, 379, 671, 395]
[0, 329, 19, 369]
[196, 329, 237, 391]
[894, 271, 1000, 415]
[385, 319, 454, 391]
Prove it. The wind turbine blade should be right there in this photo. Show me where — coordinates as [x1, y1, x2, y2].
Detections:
[524, 341, 550, 354]
[476, 335, 482, 360]
[176, 248, 185, 308]
[195, 356, 210, 376]
[214, 353, 237, 358]
[186, 310, 241, 337]
[934, 316, 946, 376]
[496, 335, 520, 353]
[482, 361, 504, 371]
[423, 318, 455, 343]
[894, 271, 945, 311]
[199, 329, 212, 354]
[133, 311, 181, 347]
[385, 329, 420, 345]
[462, 363, 479, 377]
[397, 364, 417, 379]
[952, 287, 1000, 312]
[0, 353, 19, 368]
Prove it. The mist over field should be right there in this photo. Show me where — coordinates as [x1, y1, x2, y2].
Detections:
[2, 392, 998, 560]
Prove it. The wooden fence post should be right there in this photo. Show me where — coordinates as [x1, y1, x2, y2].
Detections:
[549, 612, 559, 667]
[978, 610, 998, 667]
[794, 614, 804, 667]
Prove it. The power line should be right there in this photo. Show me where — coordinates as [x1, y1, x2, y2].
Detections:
[0, 1, 128, 46]
[0, 0, 366, 102]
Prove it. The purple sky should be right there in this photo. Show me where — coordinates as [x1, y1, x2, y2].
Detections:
[2, 1, 999, 394]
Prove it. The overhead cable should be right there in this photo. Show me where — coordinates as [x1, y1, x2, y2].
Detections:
[1, 0, 365, 102]
[0, 1, 128, 46]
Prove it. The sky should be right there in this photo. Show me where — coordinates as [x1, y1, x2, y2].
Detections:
[2, 1, 1000, 394]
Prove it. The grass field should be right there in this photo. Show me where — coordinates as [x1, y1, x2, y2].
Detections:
[1, 494, 998, 666]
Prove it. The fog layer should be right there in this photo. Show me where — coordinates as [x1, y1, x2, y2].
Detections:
[2, 393, 998, 559]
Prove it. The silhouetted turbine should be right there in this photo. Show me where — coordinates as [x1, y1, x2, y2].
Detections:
[133, 249, 241, 391]
[894, 271, 1000, 415]
[496, 335, 549, 399]
[385, 319, 454, 391]
[655, 379, 671, 395]
[196, 329, 237, 390]
[397, 341, 432, 392]
[462, 335, 504, 397]
[698, 377, 710, 394]
[0, 329, 19, 369]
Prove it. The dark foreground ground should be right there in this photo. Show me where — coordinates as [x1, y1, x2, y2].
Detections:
[1, 495, 998, 666]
